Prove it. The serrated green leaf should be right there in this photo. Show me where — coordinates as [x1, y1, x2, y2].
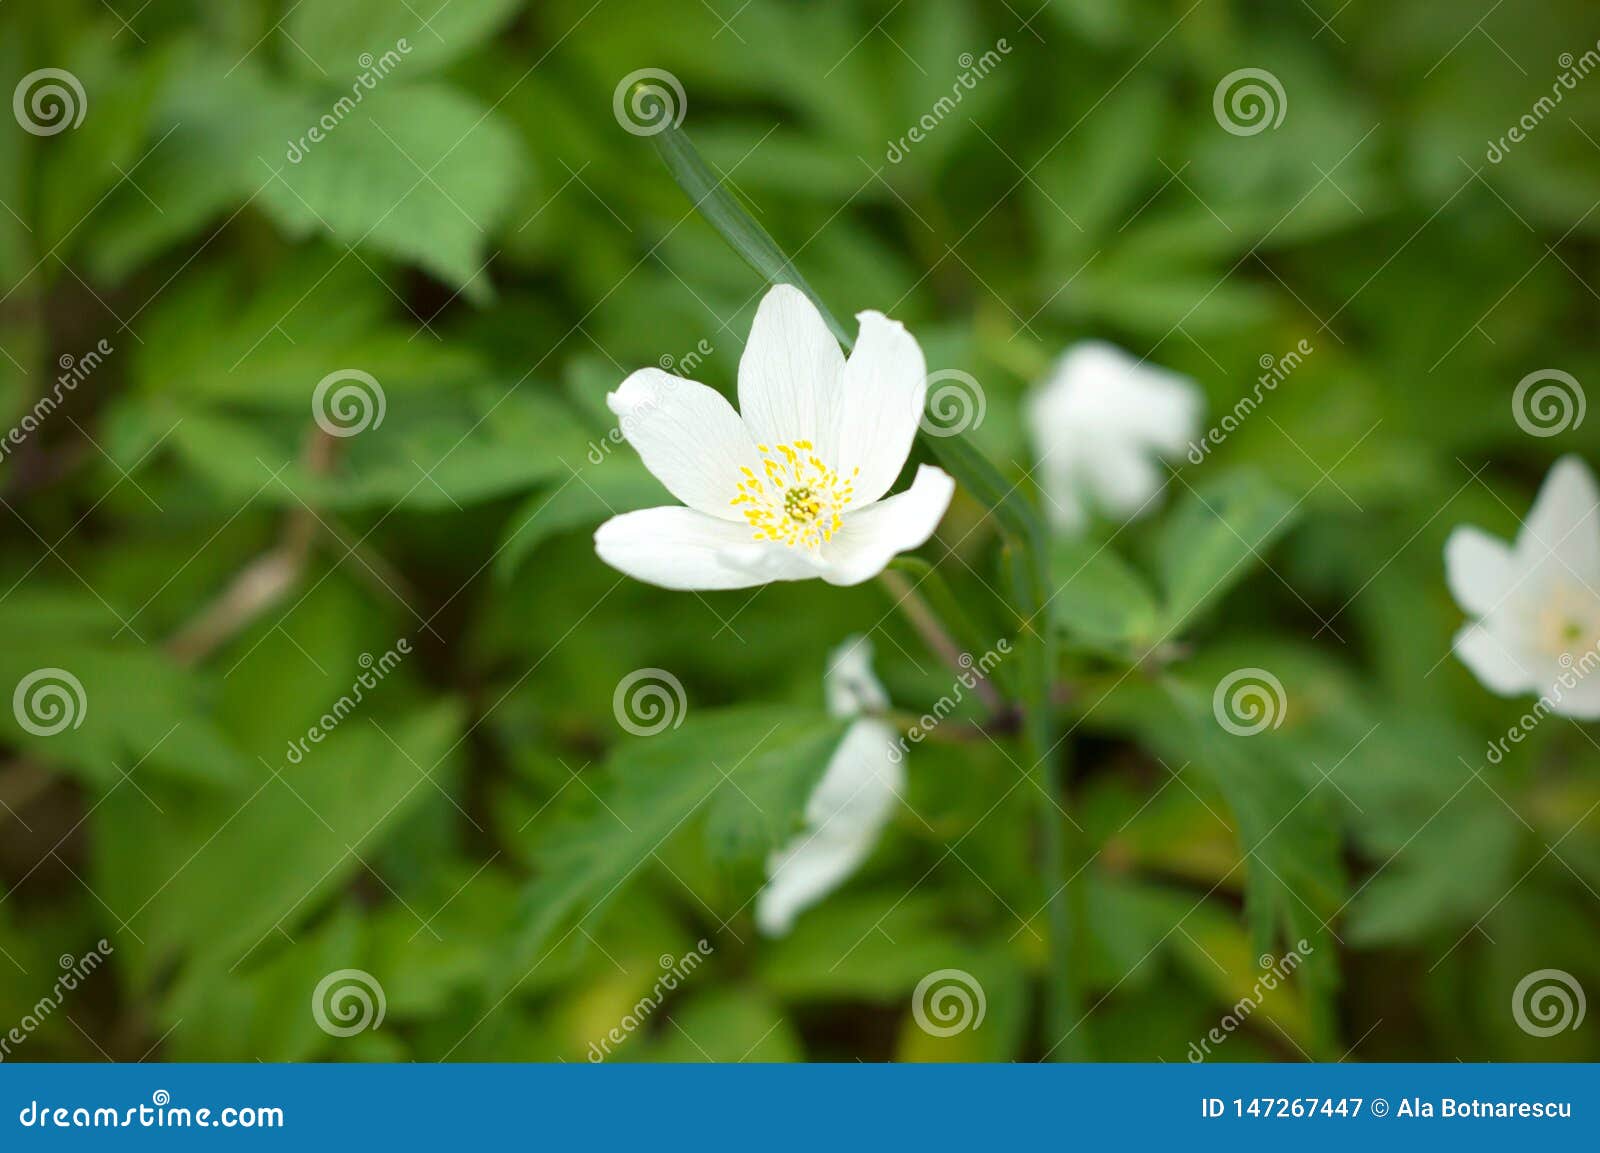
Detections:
[508, 706, 841, 977]
[259, 84, 524, 299]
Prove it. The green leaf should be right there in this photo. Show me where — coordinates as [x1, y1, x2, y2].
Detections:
[95, 701, 464, 984]
[508, 706, 842, 976]
[1049, 535, 1160, 654]
[1152, 468, 1298, 634]
[259, 84, 524, 299]
[0, 595, 249, 789]
[287, 0, 525, 78]
[495, 458, 667, 583]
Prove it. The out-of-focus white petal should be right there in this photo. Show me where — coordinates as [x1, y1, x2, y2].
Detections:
[595, 506, 823, 590]
[1026, 341, 1202, 533]
[818, 465, 955, 586]
[608, 369, 758, 519]
[1452, 621, 1538, 696]
[1444, 526, 1517, 618]
[737, 284, 846, 456]
[1547, 664, 1600, 719]
[755, 717, 903, 937]
[1517, 454, 1600, 577]
[836, 311, 927, 505]
[824, 636, 890, 718]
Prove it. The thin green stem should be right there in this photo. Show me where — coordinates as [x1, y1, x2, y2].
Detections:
[1007, 541, 1086, 1061]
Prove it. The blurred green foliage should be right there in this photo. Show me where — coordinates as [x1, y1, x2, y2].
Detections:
[1, 0, 1598, 1063]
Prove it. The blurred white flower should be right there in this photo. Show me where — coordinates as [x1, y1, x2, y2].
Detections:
[594, 285, 954, 590]
[1446, 455, 1600, 718]
[756, 637, 904, 936]
[1025, 341, 1202, 533]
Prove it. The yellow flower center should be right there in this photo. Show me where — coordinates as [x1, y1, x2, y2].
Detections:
[1537, 581, 1600, 661]
[730, 440, 857, 549]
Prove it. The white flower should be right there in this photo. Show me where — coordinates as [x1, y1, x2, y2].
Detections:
[1446, 455, 1600, 718]
[593, 285, 955, 589]
[1025, 341, 1202, 532]
[755, 637, 904, 936]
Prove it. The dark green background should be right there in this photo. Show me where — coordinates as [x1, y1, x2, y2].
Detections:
[1, 0, 1597, 1062]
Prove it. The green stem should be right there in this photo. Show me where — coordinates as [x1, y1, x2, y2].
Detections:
[1006, 541, 1086, 1061]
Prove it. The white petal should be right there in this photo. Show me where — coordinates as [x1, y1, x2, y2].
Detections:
[1547, 662, 1600, 719]
[819, 465, 955, 586]
[595, 506, 822, 590]
[836, 310, 928, 504]
[737, 284, 845, 455]
[608, 369, 759, 520]
[1052, 342, 1201, 451]
[755, 718, 903, 937]
[1444, 525, 1517, 617]
[1025, 342, 1200, 528]
[824, 635, 889, 719]
[1079, 438, 1166, 521]
[1517, 455, 1600, 578]
[1453, 621, 1538, 696]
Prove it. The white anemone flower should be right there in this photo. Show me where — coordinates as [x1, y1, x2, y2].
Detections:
[593, 285, 955, 590]
[1446, 455, 1600, 719]
[756, 637, 903, 937]
[1025, 340, 1202, 533]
